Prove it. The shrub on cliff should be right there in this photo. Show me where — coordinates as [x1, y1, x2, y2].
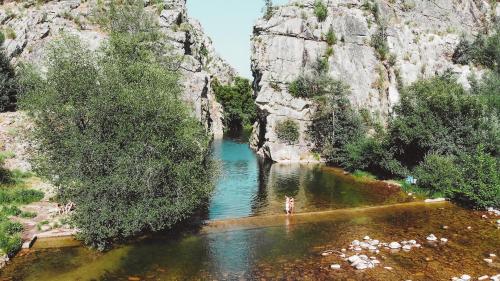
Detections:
[275, 119, 300, 144]
[314, 0, 328, 22]
[212, 77, 256, 132]
[0, 49, 17, 112]
[19, 1, 216, 249]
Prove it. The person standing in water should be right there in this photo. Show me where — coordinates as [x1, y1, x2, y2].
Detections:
[289, 197, 295, 214]
[285, 196, 290, 215]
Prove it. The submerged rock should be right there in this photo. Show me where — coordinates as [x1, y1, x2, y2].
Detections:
[389, 242, 401, 249]
[426, 234, 438, 241]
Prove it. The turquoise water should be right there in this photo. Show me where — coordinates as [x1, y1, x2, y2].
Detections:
[209, 138, 408, 220]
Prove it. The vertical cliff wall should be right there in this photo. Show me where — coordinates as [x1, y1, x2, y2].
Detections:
[250, 0, 497, 162]
[0, 0, 235, 138]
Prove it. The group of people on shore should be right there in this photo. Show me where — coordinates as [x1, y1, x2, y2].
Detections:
[285, 196, 295, 215]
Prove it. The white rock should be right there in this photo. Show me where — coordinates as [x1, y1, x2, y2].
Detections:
[354, 247, 362, 251]
[363, 236, 370, 240]
[389, 242, 402, 249]
[484, 258, 493, 263]
[402, 245, 412, 251]
[352, 240, 360, 246]
[384, 266, 393, 270]
[440, 238, 448, 243]
[355, 263, 368, 270]
[426, 234, 438, 241]
[348, 255, 360, 263]
[330, 264, 341, 269]
[478, 276, 489, 281]
[341, 248, 346, 252]
[460, 274, 471, 281]
[409, 240, 417, 245]
[467, 226, 472, 230]
[368, 245, 378, 251]
[369, 239, 379, 246]
[489, 253, 496, 257]
[425, 198, 446, 203]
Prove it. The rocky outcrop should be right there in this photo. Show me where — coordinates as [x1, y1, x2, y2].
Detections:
[0, 0, 235, 138]
[250, 0, 497, 162]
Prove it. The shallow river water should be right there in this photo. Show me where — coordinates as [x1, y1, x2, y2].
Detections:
[0, 138, 498, 281]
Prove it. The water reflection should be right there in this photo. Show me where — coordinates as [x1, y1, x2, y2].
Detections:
[210, 138, 407, 219]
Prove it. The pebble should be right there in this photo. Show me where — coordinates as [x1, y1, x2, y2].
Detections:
[369, 239, 380, 246]
[352, 240, 360, 246]
[341, 248, 346, 252]
[467, 226, 472, 230]
[489, 253, 496, 257]
[364, 236, 370, 240]
[426, 234, 438, 241]
[389, 242, 401, 249]
[442, 225, 449, 229]
[368, 245, 377, 251]
[384, 266, 393, 270]
[330, 264, 341, 269]
[354, 247, 362, 251]
[461, 274, 471, 281]
[482, 215, 488, 219]
[402, 245, 412, 251]
[484, 258, 493, 263]
[440, 238, 448, 243]
[478, 276, 489, 280]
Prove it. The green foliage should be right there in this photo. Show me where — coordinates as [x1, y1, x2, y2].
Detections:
[470, 71, 500, 114]
[19, 1, 216, 249]
[451, 146, 500, 208]
[263, 0, 274, 20]
[326, 26, 337, 46]
[414, 153, 461, 196]
[387, 73, 498, 167]
[371, 24, 389, 60]
[314, 0, 328, 22]
[288, 58, 330, 98]
[0, 231, 21, 256]
[0, 49, 18, 112]
[453, 26, 500, 73]
[275, 119, 300, 144]
[0, 32, 4, 45]
[212, 77, 257, 132]
[0, 188, 44, 205]
[352, 170, 376, 180]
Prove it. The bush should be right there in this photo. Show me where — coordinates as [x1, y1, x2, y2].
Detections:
[414, 153, 461, 196]
[371, 25, 389, 60]
[453, 26, 500, 73]
[212, 77, 256, 132]
[275, 119, 300, 144]
[288, 58, 329, 98]
[20, 1, 216, 249]
[314, 0, 328, 22]
[0, 49, 18, 112]
[263, 0, 274, 20]
[0, 233, 21, 256]
[451, 146, 500, 208]
[387, 73, 498, 167]
[0, 188, 44, 205]
[326, 26, 337, 46]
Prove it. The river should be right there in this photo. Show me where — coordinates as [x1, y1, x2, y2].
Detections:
[0, 138, 498, 280]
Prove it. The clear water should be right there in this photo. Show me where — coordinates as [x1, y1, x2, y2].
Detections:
[209, 138, 408, 220]
[1, 138, 498, 281]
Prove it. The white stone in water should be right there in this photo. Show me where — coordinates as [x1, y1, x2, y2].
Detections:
[384, 266, 393, 270]
[372, 259, 380, 264]
[321, 251, 331, 256]
[490, 274, 500, 281]
[426, 234, 438, 241]
[364, 235, 370, 240]
[484, 258, 493, 263]
[478, 276, 489, 281]
[355, 263, 368, 270]
[460, 274, 471, 281]
[368, 245, 377, 251]
[409, 240, 417, 245]
[339, 253, 346, 258]
[402, 245, 412, 251]
[467, 226, 472, 230]
[348, 255, 360, 263]
[440, 238, 448, 243]
[442, 225, 449, 229]
[359, 255, 368, 259]
[360, 242, 370, 249]
[341, 248, 346, 252]
[389, 242, 402, 249]
[330, 264, 341, 269]
[352, 240, 360, 246]
[369, 239, 379, 246]
[489, 253, 496, 257]
[354, 247, 362, 251]
[375, 250, 380, 254]
[482, 215, 488, 219]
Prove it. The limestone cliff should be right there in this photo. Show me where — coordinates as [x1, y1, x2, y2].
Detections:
[250, 0, 498, 162]
[0, 0, 235, 138]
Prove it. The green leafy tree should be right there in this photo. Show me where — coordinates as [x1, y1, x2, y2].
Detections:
[212, 77, 256, 132]
[19, 1, 216, 249]
[414, 153, 462, 196]
[387, 73, 498, 167]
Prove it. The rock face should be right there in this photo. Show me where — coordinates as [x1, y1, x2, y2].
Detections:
[1, 0, 235, 138]
[250, 0, 497, 162]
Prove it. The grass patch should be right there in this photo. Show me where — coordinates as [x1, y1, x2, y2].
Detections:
[352, 170, 377, 181]
[398, 180, 444, 199]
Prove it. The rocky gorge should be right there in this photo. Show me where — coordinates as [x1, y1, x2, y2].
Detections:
[1, 0, 235, 138]
[250, 0, 499, 162]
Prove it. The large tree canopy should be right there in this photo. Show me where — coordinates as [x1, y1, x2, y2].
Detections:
[19, 1, 216, 249]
